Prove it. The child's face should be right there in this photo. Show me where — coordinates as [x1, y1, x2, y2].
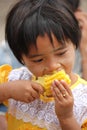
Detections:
[22, 33, 75, 77]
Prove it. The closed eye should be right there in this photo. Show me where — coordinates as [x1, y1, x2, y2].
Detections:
[32, 58, 43, 63]
[56, 50, 67, 56]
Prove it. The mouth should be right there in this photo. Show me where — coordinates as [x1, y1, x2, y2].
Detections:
[40, 93, 54, 102]
[43, 93, 52, 97]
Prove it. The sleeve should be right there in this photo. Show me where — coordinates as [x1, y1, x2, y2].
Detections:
[72, 82, 87, 129]
[0, 64, 12, 83]
[81, 119, 87, 130]
[8, 66, 33, 81]
[4, 67, 32, 107]
[0, 64, 12, 106]
[80, 84, 87, 130]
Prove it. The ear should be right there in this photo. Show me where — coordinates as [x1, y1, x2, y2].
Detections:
[21, 59, 25, 65]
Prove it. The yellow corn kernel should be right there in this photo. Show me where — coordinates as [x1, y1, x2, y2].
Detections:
[33, 70, 71, 97]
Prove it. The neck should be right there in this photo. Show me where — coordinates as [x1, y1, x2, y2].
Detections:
[70, 72, 78, 86]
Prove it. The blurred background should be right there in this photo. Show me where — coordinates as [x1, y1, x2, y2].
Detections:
[0, 0, 22, 68]
[0, 0, 18, 43]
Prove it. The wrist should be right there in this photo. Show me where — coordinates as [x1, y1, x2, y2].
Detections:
[59, 114, 74, 123]
[0, 83, 11, 101]
[4, 82, 12, 99]
[59, 116, 81, 130]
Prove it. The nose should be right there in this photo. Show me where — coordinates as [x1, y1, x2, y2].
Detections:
[46, 62, 61, 73]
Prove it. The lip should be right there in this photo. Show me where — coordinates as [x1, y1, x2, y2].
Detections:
[43, 69, 63, 76]
[40, 94, 54, 102]
[43, 93, 52, 98]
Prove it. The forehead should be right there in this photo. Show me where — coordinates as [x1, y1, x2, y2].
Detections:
[28, 33, 66, 56]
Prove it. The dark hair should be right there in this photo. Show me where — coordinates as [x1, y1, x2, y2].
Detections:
[5, 0, 81, 64]
[65, 0, 80, 12]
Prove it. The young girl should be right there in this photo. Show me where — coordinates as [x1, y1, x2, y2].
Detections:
[5, 0, 87, 130]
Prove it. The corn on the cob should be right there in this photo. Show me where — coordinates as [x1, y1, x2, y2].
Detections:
[33, 70, 71, 98]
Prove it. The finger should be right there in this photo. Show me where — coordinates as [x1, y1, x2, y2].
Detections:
[77, 12, 87, 18]
[31, 89, 40, 99]
[32, 82, 44, 94]
[75, 11, 87, 18]
[52, 80, 66, 101]
[60, 80, 73, 96]
[27, 94, 35, 102]
[52, 87, 63, 101]
[54, 80, 68, 94]
[75, 12, 87, 26]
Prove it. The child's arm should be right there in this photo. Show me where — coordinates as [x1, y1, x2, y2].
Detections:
[0, 80, 44, 103]
[51, 80, 81, 130]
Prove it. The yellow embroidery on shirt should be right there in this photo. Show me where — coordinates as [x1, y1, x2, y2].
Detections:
[17, 123, 46, 130]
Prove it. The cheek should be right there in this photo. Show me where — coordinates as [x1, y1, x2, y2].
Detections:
[26, 64, 43, 77]
[22, 56, 42, 76]
[64, 50, 75, 73]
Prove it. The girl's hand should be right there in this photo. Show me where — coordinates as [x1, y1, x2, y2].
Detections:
[6, 80, 44, 103]
[51, 80, 74, 120]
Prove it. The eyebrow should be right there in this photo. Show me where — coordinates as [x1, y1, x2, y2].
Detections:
[29, 46, 66, 58]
